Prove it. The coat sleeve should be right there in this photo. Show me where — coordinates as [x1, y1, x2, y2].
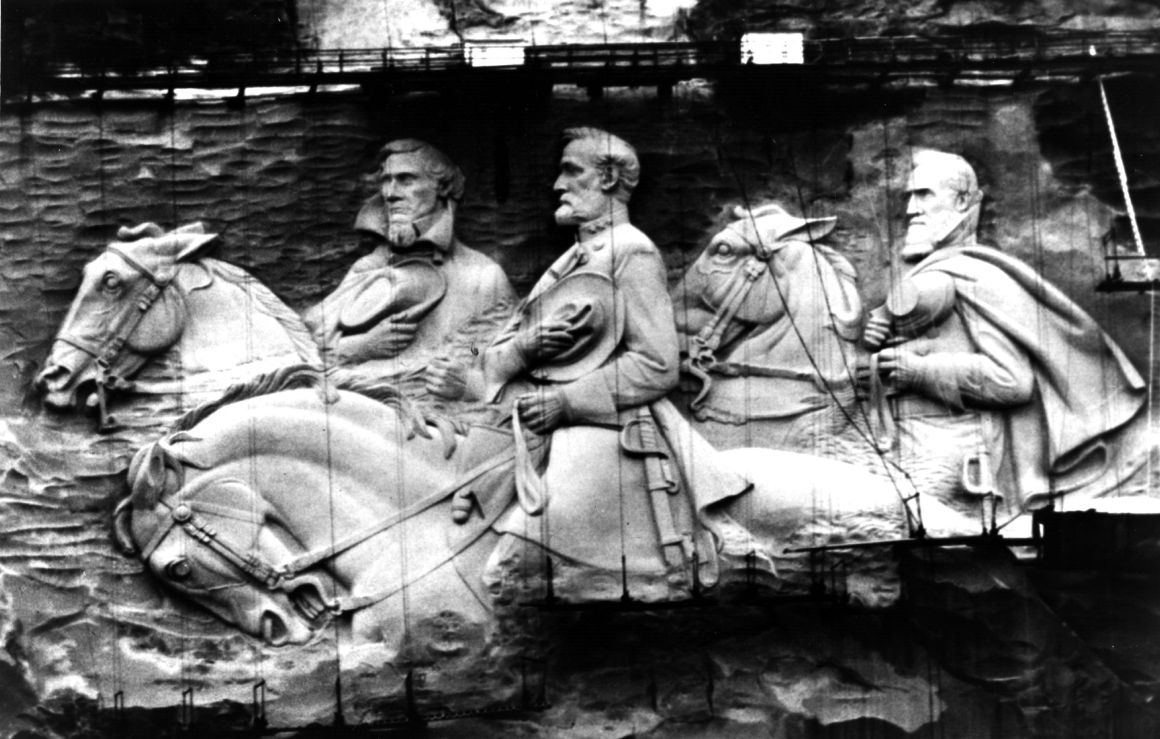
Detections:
[898, 263, 1035, 410]
[470, 313, 528, 401]
[555, 242, 679, 424]
[904, 323, 1035, 409]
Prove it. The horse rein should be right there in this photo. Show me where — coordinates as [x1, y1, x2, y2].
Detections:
[54, 244, 173, 430]
[684, 254, 769, 410]
[139, 445, 518, 618]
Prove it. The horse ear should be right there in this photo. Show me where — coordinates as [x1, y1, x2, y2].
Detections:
[129, 443, 166, 509]
[126, 287, 186, 355]
[112, 497, 139, 555]
[780, 216, 837, 243]
[175, 231, 219, 263]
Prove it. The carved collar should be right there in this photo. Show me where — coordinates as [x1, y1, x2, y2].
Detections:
[576, 209, 631, 247]
[354, 195, 456, 258]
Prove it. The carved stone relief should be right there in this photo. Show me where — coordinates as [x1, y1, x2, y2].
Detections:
[3, 85, 1160, 737]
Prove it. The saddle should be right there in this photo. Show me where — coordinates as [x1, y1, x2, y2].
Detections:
[464, 409, 717, 595]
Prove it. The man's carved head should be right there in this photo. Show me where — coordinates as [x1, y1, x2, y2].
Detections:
[553, 128, 640, 227]
[375, 139, 465, 247]
[902, 149, 983, 262]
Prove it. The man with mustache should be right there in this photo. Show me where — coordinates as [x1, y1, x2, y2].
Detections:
[429, 127, 771, 586]
[861, 149, 1145, 516]
[305, 139, 515, 392]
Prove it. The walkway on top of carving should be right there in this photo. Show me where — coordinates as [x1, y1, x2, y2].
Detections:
[8, 29, 1160, 101]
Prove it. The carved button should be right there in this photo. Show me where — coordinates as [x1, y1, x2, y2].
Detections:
[172, 504, 193, 522]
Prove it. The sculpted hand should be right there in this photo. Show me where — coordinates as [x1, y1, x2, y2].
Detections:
[515, 318, 575, 366]
[861, 308, 893, 351]
[875, 345, 928, 390]
[516, 389, 566, 435]
[426, 356, 468, 400]
[336, 320, 418, 362]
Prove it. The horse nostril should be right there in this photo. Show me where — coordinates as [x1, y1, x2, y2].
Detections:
[289, 582, 328, 623]
[36, 364, 72, 392]
[260, 611, 289, 646]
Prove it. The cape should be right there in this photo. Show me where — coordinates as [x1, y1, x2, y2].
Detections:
[912, 245, 1146, 504]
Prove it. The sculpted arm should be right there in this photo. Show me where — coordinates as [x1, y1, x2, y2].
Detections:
[881, 328, 1033, 409]
[433, 307, 575, 402]
[554, 245, 679, 424]
[877, 271, 1035, 409]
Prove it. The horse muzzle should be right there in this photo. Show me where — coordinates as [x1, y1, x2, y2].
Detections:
[36, 357, 91, 412]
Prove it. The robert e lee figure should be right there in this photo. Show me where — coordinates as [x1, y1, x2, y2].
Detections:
[862, 149, 1147, 515]
[305, 139, 515, 390]
[428, 127, 772, 582]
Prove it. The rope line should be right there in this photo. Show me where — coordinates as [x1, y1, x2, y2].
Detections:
[1098, 77, 1147, 259]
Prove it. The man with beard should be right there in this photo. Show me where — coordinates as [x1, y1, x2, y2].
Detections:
[861, 149, 1146, 516]
[428, 128, 770, 589]
[305, 139, 515, 392]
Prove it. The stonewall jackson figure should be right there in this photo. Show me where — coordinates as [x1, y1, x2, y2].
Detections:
[861, 149, 1148, 516]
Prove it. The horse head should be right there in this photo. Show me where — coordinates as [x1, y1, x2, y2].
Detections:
[113, 437, 330, 647]
[674, 203, 839, 338]
[37, 222, 218, 416]
[672, 203, 862, 410]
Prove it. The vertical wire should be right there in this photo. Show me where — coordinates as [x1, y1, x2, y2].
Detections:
[600, 119, 629, 593]
[1150, 288, 1157, 494]
[671, 84, 703, 577]
[382, 0, 412, 693]
[80, 99, 106, 716]
[309, 95, 345, 718]
[167, 94, 194, 714]
[97, 98, 127, 712]
[896, 103, 922, 524]
[235, 88, 266, 695]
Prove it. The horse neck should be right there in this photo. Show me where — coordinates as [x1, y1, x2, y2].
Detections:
[725, 262, 863, 381]
[175, 259, 318, 372]
[197, 392, 456, 553]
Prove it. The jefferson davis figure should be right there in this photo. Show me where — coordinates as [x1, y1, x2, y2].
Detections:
[862, 149, 1146, 516]
[305, 139, 515, 393]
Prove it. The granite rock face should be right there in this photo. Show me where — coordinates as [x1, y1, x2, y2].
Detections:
[3, 31, 1160, 738]
[299, 0, 1160, 48]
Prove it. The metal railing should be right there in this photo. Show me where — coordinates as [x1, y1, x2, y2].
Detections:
[8, 29, 1160, 99]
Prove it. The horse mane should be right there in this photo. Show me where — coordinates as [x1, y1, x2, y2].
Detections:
[169, 365, 467, 445]
[202, 259, 322, 365]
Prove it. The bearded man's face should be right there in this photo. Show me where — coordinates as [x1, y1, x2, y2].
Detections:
[379, 152, 443, 247]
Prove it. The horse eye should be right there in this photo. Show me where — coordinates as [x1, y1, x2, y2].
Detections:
[166, 558, 192, 581]
[101, 272, 123, 292]
[714, 243, 731, 257]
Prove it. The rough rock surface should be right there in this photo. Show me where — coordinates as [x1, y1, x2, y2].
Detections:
[3, 37, 1160, 739]
[298, 0, 1160, 48]
[299, 0, 697, 47]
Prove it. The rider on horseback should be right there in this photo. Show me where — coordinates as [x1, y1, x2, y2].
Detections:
[427, 128, 774, 585]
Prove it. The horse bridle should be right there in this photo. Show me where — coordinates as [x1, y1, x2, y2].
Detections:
[54, 244, 173, 429]
[136, 445, 517, 618]
[684, 248, 771, 410]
